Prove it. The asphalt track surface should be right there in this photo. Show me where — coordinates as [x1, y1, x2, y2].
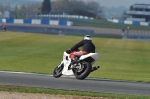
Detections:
[0, 71, 150, 96]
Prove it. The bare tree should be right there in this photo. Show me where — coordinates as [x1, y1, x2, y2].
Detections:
[51, 0, 71, 14]
[51, 0, 103, 18]
[4, 3, 12, 11]
[26, 3, 41, 14]
[0, 4, 4, 12]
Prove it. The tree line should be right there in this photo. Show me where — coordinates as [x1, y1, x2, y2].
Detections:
[0, 0, 103, 19]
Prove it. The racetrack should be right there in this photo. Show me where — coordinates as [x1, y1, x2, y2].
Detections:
[0, 71, 150, 96]
[1, 23, 122, 36]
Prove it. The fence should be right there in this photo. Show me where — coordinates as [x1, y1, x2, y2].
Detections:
[123, 29, 150, 39]
[37, 14, 94, 20]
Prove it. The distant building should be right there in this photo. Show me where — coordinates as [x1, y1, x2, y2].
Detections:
[125, 4, 150, 22]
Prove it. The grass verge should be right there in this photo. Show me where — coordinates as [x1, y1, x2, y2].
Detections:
[73, 19, 150, 30]
[0, 85, 150, 99]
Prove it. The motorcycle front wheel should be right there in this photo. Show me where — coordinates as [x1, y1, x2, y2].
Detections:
[74, 62, 92, 80]
[53, 63, 64, 78]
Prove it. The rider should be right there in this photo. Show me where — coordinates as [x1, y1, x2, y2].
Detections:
[66, 35, 95, 63]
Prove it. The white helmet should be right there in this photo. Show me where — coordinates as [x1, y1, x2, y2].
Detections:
[84, 35, 92, 40]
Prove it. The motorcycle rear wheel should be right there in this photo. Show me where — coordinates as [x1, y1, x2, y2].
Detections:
[74, 62, 92, 80]
[53, 63, 64, 78]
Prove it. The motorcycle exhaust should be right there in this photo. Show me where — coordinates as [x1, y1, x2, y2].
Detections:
[91, 66, 100, 72]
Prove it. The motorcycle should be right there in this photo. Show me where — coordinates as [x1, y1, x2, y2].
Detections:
[53, 51, 100, 80]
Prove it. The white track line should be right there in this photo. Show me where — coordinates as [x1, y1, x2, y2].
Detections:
[0, 71, 112, 80]
[0, 71, 120, 81]
[0, 71, 76, 78]
[0, 71, 51, 76]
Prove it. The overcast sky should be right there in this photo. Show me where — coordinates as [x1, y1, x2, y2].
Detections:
[85, 0, 150, 8]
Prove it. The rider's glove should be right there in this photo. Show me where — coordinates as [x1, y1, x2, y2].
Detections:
[66, 49, 72, 54]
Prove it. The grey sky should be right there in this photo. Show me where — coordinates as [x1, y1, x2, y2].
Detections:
[84, 0, 150, 8]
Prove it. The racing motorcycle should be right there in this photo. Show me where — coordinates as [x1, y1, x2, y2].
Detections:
[53, 51, 100, 80]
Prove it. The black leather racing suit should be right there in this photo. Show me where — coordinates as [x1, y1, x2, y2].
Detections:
[70, 40, 95, 53]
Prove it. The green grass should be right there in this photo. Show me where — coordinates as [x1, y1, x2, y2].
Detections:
[0, 32, 150, 82]
[73, 19, 150, 30]
[0, 85, 150, 99]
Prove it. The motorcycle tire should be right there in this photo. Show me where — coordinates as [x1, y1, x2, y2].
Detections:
[53, 63, 64, 78]
[74, 62, 92, 80]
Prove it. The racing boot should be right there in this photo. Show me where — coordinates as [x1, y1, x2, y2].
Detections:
[71, 56, 79, 66]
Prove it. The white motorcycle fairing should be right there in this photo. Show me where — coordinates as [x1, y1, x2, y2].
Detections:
[62, 52, 74, 75]
[79, 53, 100, 64]
[61, 52, 100, 76]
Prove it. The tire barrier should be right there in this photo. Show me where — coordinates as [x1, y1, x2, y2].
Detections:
[0, 18, 73, 26]
[108, 19, 150, 26]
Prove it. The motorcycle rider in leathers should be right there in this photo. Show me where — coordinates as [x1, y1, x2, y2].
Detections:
[66, 35, 95, 63]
